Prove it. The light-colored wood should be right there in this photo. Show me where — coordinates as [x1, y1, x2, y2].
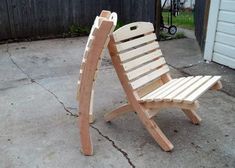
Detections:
[105, 21, 222, 152]
[153, 77, 194, 101]
[108, 35, 174, 151]
[78, 11, 117, 156]
[116, 33, 156, 52]
[104, 104, 134, 122]
[131, 65, 170, 89]
[173, 76, 212, 102]
[137, 78, 163, 98]
[100, 10, 111, 18]
[143, 100, 199, 111]
[126, 57, 166, 80]
[211, 81, 222, 90]
[119, 41, 159, 62]
[182, 109, 202, 124]
[113, 22, 154, 42]
[141, 78, 184, 101]
[164, 76, 203, 101]
[123, 49, 162, 71]
[184, 76, 221, 103]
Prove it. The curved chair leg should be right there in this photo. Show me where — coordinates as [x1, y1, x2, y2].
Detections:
[104, 104, 134, 122]
[182, 109, 202, 125]
[79, 109, 93, 155]
[89, 89, 95, 124]
[137, 105, 174, 151]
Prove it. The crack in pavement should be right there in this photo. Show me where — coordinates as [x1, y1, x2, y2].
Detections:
[5, 43, 135, 166]
[91, 125, 136, 168]
[6, 43, 78, 117]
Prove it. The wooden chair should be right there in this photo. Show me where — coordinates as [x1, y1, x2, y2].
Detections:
[106, 22, 222, 151]
[77, 10, 117, 155]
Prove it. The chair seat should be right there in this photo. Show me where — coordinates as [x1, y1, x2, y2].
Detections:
[140, 76, 221, 104]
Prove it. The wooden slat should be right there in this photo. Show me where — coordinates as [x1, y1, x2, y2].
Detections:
[113, 22, 154, 42]
[184, 76, 221, 103]
[141, 78, 178, 100]
[119, 41, 159, 61]
[123, 50, 162, 71]
[131, 65, 169, 89]
[137, 78, 163, 98]
[173, 76, 212, 102]
[164, 76, 203, 101]
[154, 77, 194, 101]
[126, 57, 166, 80]
[144, 77, 186, 101]
[116, 33, 156, 52]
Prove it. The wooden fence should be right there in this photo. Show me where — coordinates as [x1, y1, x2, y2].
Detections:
[194, 0, 211, 51]
[0, 0, 157, 41]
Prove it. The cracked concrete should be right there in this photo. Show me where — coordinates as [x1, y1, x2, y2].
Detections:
[0, 37, 235, 168]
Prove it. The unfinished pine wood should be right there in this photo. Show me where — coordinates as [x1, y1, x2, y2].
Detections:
[78, 11, 117, 156]
[105, 21, 222, 153]
[126, 57, 166, 80]
[131, 65, 169, 89]
[182, 109, 202, 124]
[153, 77, 193, 101]
[104, 104, 134, 122]
[173, 76, 212, 102]
[184, 76, 221, 103]
[144, 100, 199, 111]
[211, 81, 222, 90]
[116, 33, 156, 52]
[123, 49, 162, 71]
[113, 22, 154, 42]
[141, 78, 184, 101]
[164, 76, 203, 101]
[119, 41, 159, 61]
[108, 35, 174, 151]
[137, 78, 163, 98]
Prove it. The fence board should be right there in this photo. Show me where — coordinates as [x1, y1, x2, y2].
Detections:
[0, 0, 156, 41]
[194, 0, 211, 51]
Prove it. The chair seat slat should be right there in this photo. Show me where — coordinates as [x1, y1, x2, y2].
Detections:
[184, 76, 221, 103]
[164, 76, 203, 101]
[173, 76, 212, 102]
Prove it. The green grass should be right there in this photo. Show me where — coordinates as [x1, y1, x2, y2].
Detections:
[162, 11, 194, 30]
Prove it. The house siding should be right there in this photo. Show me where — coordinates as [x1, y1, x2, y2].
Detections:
[204, 0, 235, 69]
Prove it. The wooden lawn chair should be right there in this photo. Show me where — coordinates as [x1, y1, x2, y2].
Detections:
[77, 10, 117, 155]
[106, 22, 222, 151]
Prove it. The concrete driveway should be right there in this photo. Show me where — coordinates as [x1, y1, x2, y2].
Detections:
[0, 37, 234, 168]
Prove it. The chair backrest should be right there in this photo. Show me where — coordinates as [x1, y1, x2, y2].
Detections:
[110, 22, 170, 98]
[77, 11, 117, 99]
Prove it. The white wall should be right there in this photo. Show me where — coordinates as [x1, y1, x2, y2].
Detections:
[204, 0, 235, 69]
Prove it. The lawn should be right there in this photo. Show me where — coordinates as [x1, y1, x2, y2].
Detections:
[162, 11, 194, 30]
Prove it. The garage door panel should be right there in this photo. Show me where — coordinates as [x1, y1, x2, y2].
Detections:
[218, 11, 235, 23]
[214, 42, 235, 59]
[217, 21, 235, 35]
[220, 0, 235, 11]
[215, 32, 235, 47]
[213, 52, 235, 69]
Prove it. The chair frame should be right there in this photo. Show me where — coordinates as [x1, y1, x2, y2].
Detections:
[105, 22, 222, 151]
[77, 10, 117, 155]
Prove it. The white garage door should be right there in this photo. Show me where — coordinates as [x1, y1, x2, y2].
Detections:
[204, 0, 235, 69]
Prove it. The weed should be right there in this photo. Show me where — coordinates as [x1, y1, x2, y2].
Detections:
[69, 25, 90, 36]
